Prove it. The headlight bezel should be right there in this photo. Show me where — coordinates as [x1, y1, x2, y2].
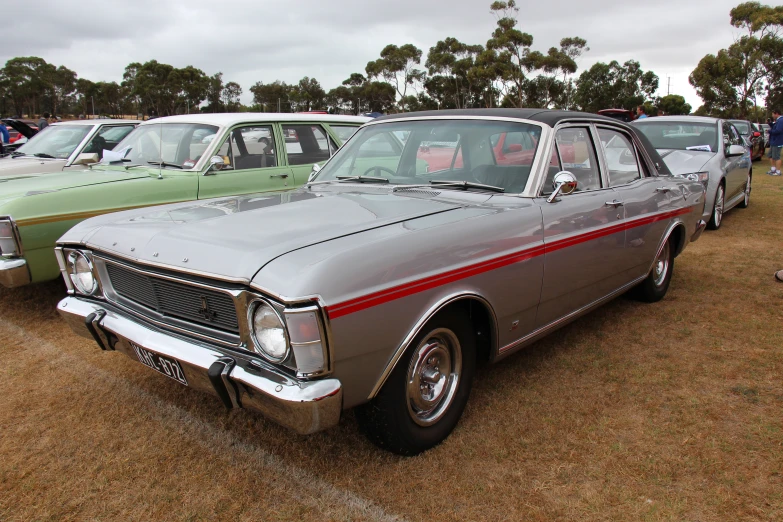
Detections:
[0, 216, 23, 257]
[60, 248, 102, 297]
[248, 298, 291, 363]
[67, 250, 99, 295]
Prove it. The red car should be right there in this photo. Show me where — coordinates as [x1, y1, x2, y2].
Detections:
[598, 109, 636, 123]
[4, 119, 39, 143]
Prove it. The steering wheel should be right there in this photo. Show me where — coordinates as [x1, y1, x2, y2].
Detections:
[362, 166, 396, 178]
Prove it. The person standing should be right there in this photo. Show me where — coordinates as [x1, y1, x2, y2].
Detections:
[37, 112, 50, 130]
[767, 109, 783, 175]
[636, 105, 648, 119]
[0, 121, 9, 155]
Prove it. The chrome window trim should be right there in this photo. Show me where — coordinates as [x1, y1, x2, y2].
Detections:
[537, 122, 611, 196]
[0, 215, 24, 257]
[593, 124, 645, 188]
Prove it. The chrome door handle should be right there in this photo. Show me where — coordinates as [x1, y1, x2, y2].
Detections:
[270, 173, 289, 179]
[605, 200, 624, 207]
[655, 187, 675, 193]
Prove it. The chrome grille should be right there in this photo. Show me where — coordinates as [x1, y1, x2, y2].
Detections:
[104, 263, 239, 333]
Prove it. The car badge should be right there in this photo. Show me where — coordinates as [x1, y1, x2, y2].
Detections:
[198, 296, 217, 322]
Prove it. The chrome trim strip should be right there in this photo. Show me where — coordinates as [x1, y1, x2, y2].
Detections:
[496, 274, 647, 357]
[367, 292, 498, 400]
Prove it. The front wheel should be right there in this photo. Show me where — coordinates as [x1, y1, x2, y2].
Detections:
[631, 238, 674, 303]
[707, 183, 724, 230]
[355, 309, 475, 455]
[738, 171, 751, 209]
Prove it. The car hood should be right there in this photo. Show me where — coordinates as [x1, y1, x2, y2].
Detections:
[1, 119, 38, 139]
[0, 155, 67, 176]
[73, 188, 465, 282]
[657, 149, 714, 175]
[0, 167, 152, 201]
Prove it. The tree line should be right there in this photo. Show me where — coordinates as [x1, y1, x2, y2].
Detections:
[1, 1, 779, 120]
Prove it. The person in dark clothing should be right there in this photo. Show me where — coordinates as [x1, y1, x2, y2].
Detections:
[767, 109, 783, 175]
[38, 112, 50, 130]
[0, 122, 9, 154]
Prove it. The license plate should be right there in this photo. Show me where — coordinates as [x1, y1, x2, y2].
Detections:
[131, 342, 188, 386]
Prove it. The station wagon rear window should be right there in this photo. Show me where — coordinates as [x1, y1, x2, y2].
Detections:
[314, 120, 542, 193]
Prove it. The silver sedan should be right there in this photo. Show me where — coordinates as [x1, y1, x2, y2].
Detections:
[633, 116, 752, 229]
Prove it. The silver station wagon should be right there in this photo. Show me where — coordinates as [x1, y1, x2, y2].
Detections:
[57, 109, 706, 455]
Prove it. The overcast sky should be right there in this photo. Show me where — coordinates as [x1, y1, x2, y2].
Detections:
[5, 0, 747, 110]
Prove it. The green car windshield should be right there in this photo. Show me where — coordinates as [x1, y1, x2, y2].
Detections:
[15, 125, 92, 159]
[114, 123, 219, 169]
[312, 120, 543, 193]
[635, 121, 719, 153]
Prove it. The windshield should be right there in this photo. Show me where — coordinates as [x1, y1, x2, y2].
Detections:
[114, 123, 219, 169]
[312, 120, 543, 193]
[730, 121, 750, 135]
[15, 125, 92, 158]
[634, 121, 718, 152]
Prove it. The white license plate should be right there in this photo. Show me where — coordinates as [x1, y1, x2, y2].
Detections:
[130, 342, 188, 386]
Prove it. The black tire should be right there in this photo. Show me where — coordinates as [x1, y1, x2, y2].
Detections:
[707, 182, 725, 230]
[631, 237, 674, 303]
[737, 170, 751, 209]
[355, 308, 476, 456]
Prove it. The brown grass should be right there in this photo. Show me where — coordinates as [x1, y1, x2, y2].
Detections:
[1, 164, 782, 521]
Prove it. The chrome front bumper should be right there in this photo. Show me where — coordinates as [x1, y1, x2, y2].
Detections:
[57, 297, 343, 434]
[0, 257, 30, 288]
[690, 219, 707, 242]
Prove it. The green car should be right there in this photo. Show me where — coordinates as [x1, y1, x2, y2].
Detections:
[0, 113, 369, 288]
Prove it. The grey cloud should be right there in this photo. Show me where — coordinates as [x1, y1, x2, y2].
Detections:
[4, 0, 747, 109]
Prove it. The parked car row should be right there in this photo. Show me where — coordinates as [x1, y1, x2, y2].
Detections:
[0, 109, 725, 454]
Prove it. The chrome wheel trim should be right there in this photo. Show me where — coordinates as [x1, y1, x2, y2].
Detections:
[714, 185, 724, 226]
[744, 173, 751, 205]
[406, 328, 462, 427]
[653, 241, 670, 287]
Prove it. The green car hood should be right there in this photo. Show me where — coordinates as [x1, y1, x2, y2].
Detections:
[0, 167, 152, 202]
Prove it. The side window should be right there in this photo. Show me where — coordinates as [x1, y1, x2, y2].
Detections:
[213, 125, 277, 171]
[729, 125, 744, 146]
[329, 125, 360, 143]
[283, 124, 337, 166]
[596, 128, 642, 187]
[554, 127, 602, 192]
[722, 123, 732, 150]
[83, 125, 136, 158]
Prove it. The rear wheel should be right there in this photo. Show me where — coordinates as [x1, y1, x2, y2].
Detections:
[707, 182, 724, 230]
[355, 308, 475, 456]
[632, 238, 674, 303]
[738, 171, 751, 209]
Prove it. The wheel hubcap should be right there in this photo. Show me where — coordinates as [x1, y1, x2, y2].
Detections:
[715, 186, 724, 226]
[406, 328, 462, 426]
[653, 241, 670, 287]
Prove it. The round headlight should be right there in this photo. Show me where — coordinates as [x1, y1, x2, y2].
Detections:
[68, 251, 97, 295]
[251, 301, 288, 361]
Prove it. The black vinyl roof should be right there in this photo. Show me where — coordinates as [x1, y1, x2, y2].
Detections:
[375, 108, 622, 127]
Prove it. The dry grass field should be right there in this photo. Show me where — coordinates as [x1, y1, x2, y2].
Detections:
[1, 164, 781, 521]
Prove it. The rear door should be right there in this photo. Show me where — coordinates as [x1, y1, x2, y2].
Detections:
[725, 122, 749, 201]
[595, 125, 675, 281]
[198, 124, 293, 199]
[536, 124, 627, 327]
[282, 123, 339, 185]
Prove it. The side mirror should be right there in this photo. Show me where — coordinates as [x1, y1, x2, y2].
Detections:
[308, 163, 321, 182]
[506, 143, 523, 153]
[205, 155, 226, 175]
[547, 171, 578, 203]
[72, 152, 99, 165]
[726, 144, 746, 157]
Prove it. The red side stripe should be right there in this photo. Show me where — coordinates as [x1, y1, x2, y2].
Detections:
[325, 207, 691, 319]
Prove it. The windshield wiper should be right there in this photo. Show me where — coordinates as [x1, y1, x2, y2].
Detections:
[335, 175, 389, 184]
[428, 180, 505, 193]
[33, 153, 55, 159]
[147, 161, 182, 169]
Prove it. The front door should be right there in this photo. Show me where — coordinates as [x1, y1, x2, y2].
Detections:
[536, 125, 627, 328]
[198, 124, 293, 199]
[724, 122, 750, 202]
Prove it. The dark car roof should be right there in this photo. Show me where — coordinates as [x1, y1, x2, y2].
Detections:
[375, 108, 624, 127]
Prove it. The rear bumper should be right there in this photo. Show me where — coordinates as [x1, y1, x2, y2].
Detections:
[57, 296, 342, 434]
[0, 257, 30, 288]
[691, 219, 707, 242]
